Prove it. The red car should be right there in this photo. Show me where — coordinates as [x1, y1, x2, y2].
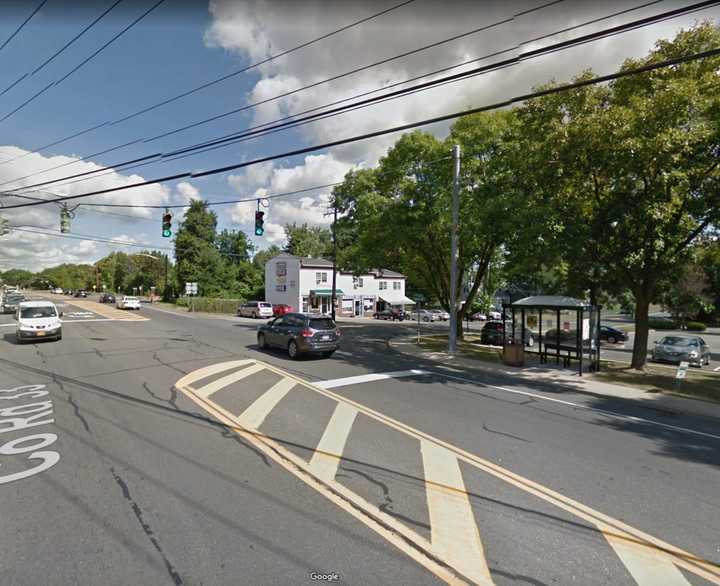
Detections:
[272, 304, 293, 317]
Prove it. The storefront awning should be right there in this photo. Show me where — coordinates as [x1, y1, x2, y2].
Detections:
[379, 294, 415, 305]
[310, 289, 344, 296]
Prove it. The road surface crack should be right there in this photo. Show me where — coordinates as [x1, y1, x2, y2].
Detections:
[66, 391, 91, 434]
[219, 427, 271, 468]
[482, 423, 531, 443]
[142, 382, 165, 403]
[152, 352, 188, 375]
[110, 468, 183, 585]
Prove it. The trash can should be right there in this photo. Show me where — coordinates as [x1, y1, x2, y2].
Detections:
[503, 340, 525, 366]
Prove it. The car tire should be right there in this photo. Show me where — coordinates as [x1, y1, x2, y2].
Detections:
[257, 333, 266, 349]
[288, 340, 299, 360]
[57, 332, 62, 341]
[253, 312, 258, 319]
[322, 351, 334, 358]
[607, 335, 616, 344]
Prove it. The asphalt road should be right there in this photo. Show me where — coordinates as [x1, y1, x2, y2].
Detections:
[1, 295, 719, 585]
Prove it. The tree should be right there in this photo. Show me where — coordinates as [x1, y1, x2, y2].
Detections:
[217, 229, 253, 264]
[284, 223, 332, 258]
[335, 112, 518, 338]
[507, 22, 720, 369]
[0, 269, 35, 287]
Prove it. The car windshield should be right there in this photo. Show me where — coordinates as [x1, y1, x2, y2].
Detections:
[660, 337, 696, 346]
[259, 303, 271, 308]
[309, 318, 336, 330]
[21, 306, 57, 318]
[124, 297, 138, 301]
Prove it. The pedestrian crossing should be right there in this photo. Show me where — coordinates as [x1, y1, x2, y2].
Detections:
[175, 360, 720, 586]
[66, 299, 148, 321]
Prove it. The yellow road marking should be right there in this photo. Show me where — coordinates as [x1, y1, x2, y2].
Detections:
[238, 377, 296, 429]
[176, 378, 468, 585]
[175, 360, 720, 585]
[421, 440, 494, 586]
[66, 300, 148, 321]
[175, 359, 254, 390]
[194, 363, 264, 399]
[604, 533, 692, 585]
[309, 402, 358, 482]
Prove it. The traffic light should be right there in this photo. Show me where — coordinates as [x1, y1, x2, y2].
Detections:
[254, 210, 265, 236]
[60, 207, 71, 233]
[162, 209, 172, 238]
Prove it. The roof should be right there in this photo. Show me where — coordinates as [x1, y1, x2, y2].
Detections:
[299, 257, 334, 268]
[509, 295, 592, 308]
[370, 268, 405, 278]
[18, 300, 56, 307]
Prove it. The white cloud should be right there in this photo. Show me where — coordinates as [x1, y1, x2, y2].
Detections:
[175, 181, 202, 202]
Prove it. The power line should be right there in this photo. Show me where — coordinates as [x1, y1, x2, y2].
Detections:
[0, 0, 418, 168]
[0, 0, 166, 125]
[0, 0, 48, 55]
[2, 0, 709, 195]
[0, 0, 124, 97]
[8, 225, 173, 250]
[4, 42, 719, 211]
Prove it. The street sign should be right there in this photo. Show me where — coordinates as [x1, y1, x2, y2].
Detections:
[185, 282, 198, 296]
[675, 361, 689, 380]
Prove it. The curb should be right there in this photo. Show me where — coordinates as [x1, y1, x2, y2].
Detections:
[385, 337, 720, 423]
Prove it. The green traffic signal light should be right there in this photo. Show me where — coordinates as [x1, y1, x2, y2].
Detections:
[254, 210, 264, 236]
[162, 211, 172, 238]
[163, 229, 172, 237]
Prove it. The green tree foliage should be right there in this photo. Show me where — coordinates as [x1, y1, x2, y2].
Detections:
[334, 112, 517, 337]
[0, 268, 35, 287]
[506, 22, 720, 368]
[284, 223, 332, 258]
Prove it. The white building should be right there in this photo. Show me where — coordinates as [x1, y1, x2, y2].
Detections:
[264, 253, 414, 316]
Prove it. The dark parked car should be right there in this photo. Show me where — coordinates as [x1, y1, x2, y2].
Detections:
[99, 293, 116, 304]
[257, 313, 340, 359]
[600, 325, 627, 344]
[74, 290, 88, 298]
[272, 304, 294, 317]
[481, 321, 537, 347]
[373, 309, 405, 321]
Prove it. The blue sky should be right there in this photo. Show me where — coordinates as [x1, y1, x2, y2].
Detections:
[0, 0, 718, 270]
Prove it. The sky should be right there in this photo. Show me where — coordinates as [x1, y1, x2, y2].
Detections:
[0, 0, 717, 271]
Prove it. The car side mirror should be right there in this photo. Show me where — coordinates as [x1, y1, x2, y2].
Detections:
[59, 312, 63, 317]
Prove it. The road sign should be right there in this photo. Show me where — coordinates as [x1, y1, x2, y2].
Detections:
[675, 361, 689, 380]
[185, 282, 198, 295]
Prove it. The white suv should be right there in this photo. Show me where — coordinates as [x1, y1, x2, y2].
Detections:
[117, 296, 141, 310]
[238, 301, 273, 318]
[16, 301, 63, 343]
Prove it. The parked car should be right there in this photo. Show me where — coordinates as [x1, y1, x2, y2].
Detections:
[470, 312, 487, 321]
[430, 309, 450, 321]
[257, 313, 341, 359]
[74, 290, 88, 298]
[480, 321, 537, 347]
[543, 329, 594, 352]
[2, 293, 26, 314]
[488, 310, 502, 320]
[373, 309, 405, 321]
[272, 304, 294, 317]
[238, 301, 274, 319]
[408, 309, 436, 322]
[52, 287, 64, 294]
[117, 296, 141, 310]
[600, 325, 627, 344]
[64, 289, 74, 295]
[99, 293, 116, 304]
[652, 335, 711, 367]
[15, 300, 63, 343]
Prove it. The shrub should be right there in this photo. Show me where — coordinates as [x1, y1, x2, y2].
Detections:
[176, 296, 244, 313]
[686, 321, 707, 331]
[648, 318, 678, 330]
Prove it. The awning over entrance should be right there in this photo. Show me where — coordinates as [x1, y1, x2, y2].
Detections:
[379, 294, 415, 305]
[310, 289, 344, 296]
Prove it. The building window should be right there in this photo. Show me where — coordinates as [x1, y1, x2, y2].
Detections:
[353, 276, 364, 289]
[276, 285, 286, 292]
[316, 272, 327, 285]
[393, 281, 401, 290]
[289, 280, 296, 288]
[276, 262, 286, 276]
[379, 281, 387, 290]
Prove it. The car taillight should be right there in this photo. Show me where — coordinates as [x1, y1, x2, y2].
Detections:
[301, 328, 314, 337]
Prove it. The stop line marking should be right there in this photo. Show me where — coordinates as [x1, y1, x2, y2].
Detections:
[175, 359, 720, 586]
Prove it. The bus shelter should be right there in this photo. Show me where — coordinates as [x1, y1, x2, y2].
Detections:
[502, 295, 601, 376]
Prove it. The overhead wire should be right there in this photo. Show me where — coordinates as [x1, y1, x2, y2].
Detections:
[0, 0, 418, 167]
[0, 0, 166, 125]
[0, 0, 124, 97]
[3, 42, 719, 211]
[1, 0, 711, 196]
[0, 0, 48, 55]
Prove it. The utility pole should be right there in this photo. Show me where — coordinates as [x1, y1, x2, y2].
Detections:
[448, 144, 461, 354]
[164, 254, 168, 297]
[331, 199, 338, 321]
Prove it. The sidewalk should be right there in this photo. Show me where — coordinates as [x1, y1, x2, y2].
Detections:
[388, 336, 720, 422]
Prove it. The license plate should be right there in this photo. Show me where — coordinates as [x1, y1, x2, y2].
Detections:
[321, 335, 330, 341]
[36, 330, 45, 337]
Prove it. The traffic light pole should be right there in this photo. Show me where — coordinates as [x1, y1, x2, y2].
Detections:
[448, 144, 461, 354]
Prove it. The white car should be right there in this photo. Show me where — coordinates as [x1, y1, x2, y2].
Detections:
[408, 309, 437, 322]
[16, 301, 63, 343]
[429, 309, 450, 321]
[237, 301, 274, 318]
[488, 310, 502, 320]
[53, 287, 64, 294]
[117, 296, 141, 310]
